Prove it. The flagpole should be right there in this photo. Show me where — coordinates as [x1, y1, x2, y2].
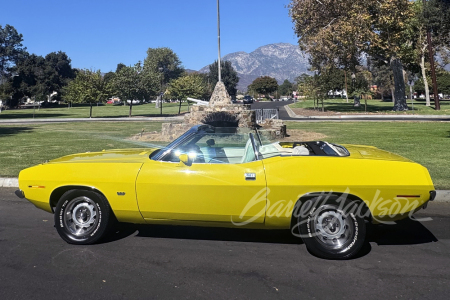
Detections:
[217, 0, 222, 82]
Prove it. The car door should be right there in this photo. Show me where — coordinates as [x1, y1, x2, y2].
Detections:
[135, 135, 267, 224]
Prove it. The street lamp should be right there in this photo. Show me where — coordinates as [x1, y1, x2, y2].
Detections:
[159, 67, 164, 116]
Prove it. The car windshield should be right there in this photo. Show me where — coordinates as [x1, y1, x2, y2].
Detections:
[156, 126, 258, 164]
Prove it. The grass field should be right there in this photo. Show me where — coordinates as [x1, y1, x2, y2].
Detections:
[0, 121, 449, 189]
[0, 121, 165, 177]
[0, 102, 190, 119]
[290, 98, 450, 115]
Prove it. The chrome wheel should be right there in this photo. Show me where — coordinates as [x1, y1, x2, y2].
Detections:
[298, 197, 366, 259]
[63, 196, 99, 237]
[311, 205, 355, 250]
[55, 190, 113, 245]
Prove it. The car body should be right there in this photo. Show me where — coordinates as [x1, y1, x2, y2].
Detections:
[17, 125, 435, 259]
[243, 96, 253, 104]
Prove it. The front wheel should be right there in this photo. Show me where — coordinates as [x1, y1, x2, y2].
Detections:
[54, 190, 113, 245]
[298, 197, 366, 260]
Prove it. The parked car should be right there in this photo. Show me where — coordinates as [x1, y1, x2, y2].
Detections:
[16, 125, 435, 259]
[126, 100, 141, 105]
[243, 95, 253, 104]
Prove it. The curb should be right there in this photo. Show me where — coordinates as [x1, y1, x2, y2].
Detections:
[436, 190, 450, 203]
[284, 105, 298, 118]
[0, 178, 19, 187]
[1, 177, 449, 203]
[284, 104, 450, 121]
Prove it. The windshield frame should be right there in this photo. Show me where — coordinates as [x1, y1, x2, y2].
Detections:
[151, 124, 214, 161]
[151, 125, 261, 163]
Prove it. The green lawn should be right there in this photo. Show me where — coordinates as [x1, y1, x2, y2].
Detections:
[290, 98, 450, 115]
[0, 121, 165, 177]
[287, 121, 450, 189]
[0, 102, 189, 119]
[1, 121, 449, 189]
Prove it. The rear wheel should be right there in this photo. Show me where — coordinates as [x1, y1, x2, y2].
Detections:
[54, 190, 113, 245]
[298, 197, 366, 260]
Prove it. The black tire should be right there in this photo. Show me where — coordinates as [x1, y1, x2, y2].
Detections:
[297, 197, 366, 260]
[54, 189, 113, 245]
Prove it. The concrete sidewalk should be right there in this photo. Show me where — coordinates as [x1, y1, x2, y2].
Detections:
[0, 116, 184, 124]
[2, 176, 449, 202]
[284, 105, 450, 121]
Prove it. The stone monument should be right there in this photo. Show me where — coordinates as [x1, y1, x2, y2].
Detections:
[161, 81, 257, 140]
[160, 81, 286, 141]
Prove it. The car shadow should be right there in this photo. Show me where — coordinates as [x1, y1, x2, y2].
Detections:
[367, 218, 438, 245]
[101, 217, 438, 257]
[102, 223, 301, 245]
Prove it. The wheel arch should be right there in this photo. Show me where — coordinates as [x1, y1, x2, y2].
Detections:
[290, 192, 372, 230]
[49, 185, 109, 213]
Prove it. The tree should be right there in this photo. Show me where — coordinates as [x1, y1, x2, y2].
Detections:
[421, 0, 450, 106]
[0, 24, 27, 81]
[370, 63, 395, 100]
[2, 51, 74, 105]
[249, 76, 278, 99]
[318, 68, 346, 98]
[103, 71, 115, 84]
[115, 63, 126, 73]
[425, 0, 450, 46]
[14, 54, 46, 101]
[290, 0, 416, 111]
[63, 69, 112, 117]
[278, 79, 294, 97]
[40, 51, 75, 101]
[436, 68, 450, 95]
[296, 74, 312, 98]
[144, 47, 184, 84]
[207, 60, 239, 99]
[112, 63, 158, 117]
[167, 73, 207, 114]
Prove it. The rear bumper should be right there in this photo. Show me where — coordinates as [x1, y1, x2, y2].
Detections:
[429, 190, 436, 201]
[15, 189, 25, 199]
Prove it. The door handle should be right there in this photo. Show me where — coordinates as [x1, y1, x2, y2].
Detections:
[245, 173, 256, 180]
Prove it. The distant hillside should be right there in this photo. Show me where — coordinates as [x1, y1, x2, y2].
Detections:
[199, 43, 311, 91]
[185, 69, 198, 74]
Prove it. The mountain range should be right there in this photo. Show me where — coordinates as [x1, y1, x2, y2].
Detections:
[198, 43, 311, 92]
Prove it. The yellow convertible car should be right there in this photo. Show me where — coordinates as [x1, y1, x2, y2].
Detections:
[16, 125, 435, 259]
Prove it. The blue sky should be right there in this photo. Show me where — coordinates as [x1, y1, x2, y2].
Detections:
[1, 0, 298, 72]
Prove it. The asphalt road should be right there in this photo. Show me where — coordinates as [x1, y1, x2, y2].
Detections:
[1, 187, 450, 300]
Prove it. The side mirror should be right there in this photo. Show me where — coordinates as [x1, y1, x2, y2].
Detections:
[178, 153, 192, 166]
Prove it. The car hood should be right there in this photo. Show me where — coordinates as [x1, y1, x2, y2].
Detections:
[48, 148, 159, 164]
[343, 145, 412, 162]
